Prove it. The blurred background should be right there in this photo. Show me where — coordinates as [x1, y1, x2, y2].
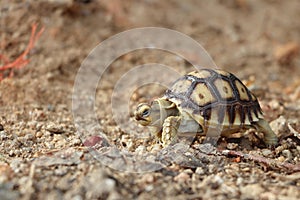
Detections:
[1, 0, 299, 105]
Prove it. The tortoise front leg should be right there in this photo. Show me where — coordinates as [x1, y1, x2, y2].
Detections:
[161, 116, 181, 147]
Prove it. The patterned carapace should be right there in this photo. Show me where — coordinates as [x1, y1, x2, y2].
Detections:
[164, 69, 263, 127]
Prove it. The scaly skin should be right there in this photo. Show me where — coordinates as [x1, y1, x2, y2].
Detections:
[161, 116, 181, 147]
[253, 119, 278, 146]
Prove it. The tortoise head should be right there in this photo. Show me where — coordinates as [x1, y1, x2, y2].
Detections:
[134, 99, 178, 127]
[134, 103, 159, 126]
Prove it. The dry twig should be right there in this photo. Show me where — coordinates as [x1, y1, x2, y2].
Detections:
[219, 149, 300, 173]
[0, 23, 44, 80]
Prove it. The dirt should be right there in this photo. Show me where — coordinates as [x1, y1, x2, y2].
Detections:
[0, 0, 300, 199]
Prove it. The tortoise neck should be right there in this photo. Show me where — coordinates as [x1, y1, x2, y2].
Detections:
[150, 99, 178, 127]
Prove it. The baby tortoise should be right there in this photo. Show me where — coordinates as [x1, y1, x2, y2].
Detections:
[134, 69, 278, 147]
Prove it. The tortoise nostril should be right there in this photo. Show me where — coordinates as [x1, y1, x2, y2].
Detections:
[135, 114, 142, 121]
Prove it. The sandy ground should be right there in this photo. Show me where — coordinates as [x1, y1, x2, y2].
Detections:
[0, 0, 300, 199]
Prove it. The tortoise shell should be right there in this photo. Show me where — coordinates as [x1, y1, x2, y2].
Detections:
[163, 69, 264, 129]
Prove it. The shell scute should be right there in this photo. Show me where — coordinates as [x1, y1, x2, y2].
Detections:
[190, 83, 215, 106]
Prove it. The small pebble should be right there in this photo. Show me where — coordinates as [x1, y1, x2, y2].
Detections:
[144, 185, 154, 192]
[241, 167, 251, 172]
[268, 99, 280, 109]
[262, 149, 273, 157]
[72, 138, 82, 146]
[14, 149, 21, 156]
[282, 149, 293, 161]
[174, 172, 190, 183]
[36, 131, 43, 138]
[141, 174, 154, 183]
[236, 177, 243, 185]
[24, 133, 35, 141]
[227, 143, 238, 150]
[277, 156, 285, 162]
[9, 150, 14, 156]
[83, 135, 109, 147]
[36, 123, 43, 131]
[270, 116, 288, 137]
[54, 168, 68, 176]
[211, 175, 223, 189]
[0, 131, 8, 140]
[208, 164, 216, 173]
[46, 123, 64, 134]
[183, 169, 194, 174]
[103, 178, 116, 191]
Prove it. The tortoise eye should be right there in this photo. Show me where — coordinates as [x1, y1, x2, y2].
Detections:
[142, 109, 150, 117]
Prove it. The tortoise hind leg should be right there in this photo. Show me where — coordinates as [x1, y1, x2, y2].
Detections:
[253, 119, 278, 146]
